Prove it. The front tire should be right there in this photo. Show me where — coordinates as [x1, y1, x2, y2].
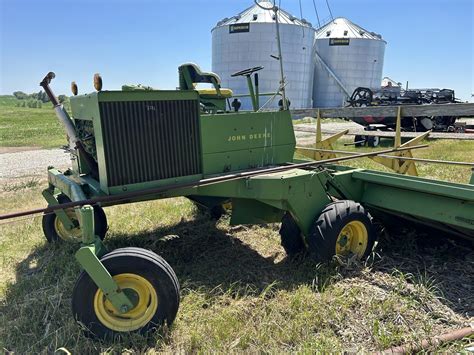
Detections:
[308, 200, 376, 262]
[42, 194, 108, 243]
[71, 247, 180, 339]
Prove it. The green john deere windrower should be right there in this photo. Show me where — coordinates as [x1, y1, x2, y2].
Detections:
[2, 4, 472, 340]
[11, 61, 467, 339]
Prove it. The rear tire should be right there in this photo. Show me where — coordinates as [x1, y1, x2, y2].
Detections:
[354, 135, 365, 147]
[71, 247, 180, 339]
[308, 200, 376, 262]
[192, 200, 227, 220]
[279, 213, 305, 255]
[42, 194, 108, 243]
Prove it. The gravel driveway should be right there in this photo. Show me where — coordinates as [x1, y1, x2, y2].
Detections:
[0, 148, 71, 180]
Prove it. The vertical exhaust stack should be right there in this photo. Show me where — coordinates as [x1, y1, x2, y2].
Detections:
[40, 72, 99, 179]
[40, 72, 79, 147]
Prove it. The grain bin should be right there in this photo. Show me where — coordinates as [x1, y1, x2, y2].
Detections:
[212, 1, 316, 110]
[313, 17, 386, 108]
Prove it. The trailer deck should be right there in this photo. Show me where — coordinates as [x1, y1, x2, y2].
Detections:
[294, 122, 474, 140]
[290, 102, 474, 121]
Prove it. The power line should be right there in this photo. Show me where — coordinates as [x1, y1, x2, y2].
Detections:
[298, 0, 305, 37]
[312, 0, 321, 28]
[325, 0, 334, 21]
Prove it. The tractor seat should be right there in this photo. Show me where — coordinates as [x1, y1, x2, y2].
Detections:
[178, 63, 233, 98]
[197, 88, 233, 98]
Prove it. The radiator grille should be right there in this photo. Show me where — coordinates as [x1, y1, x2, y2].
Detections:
[99, 100, 201, 187]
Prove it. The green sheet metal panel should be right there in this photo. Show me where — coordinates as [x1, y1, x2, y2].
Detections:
[200, 110, 295, 175]
[196, 168, 331, 235]
[352, 170, 474, 232]
[71, 90, 202, 194]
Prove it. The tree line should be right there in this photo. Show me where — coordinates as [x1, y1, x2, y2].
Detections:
[13, 90, 68, 109]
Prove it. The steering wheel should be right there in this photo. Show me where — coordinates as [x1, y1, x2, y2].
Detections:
[231, 66, 264, 77]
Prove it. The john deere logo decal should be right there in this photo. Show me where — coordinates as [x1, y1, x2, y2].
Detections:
[228, 132, 271, 141]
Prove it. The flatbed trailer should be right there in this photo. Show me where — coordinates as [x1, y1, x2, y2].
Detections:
[291, 102, 474, 122]
[294, 124, 474, 140]
[291, 104, 474, 146]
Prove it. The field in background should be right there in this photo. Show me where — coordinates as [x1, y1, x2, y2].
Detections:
[0, 95, 64, 149]
[0, 99, 473, 352]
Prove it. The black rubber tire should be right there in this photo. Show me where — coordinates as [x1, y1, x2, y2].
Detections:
[367, 135, 380, 148]
[208, 205, 226, 220]
[354, 135, 365, 147]
[42, 194, 108, 243]
[193, 202, 225, 220]
[307, 200, 376, 262]
[279, 213, 305, 255]
[71, 247, 180, 339]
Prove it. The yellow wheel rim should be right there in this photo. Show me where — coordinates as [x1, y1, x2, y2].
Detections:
[93, 273, 158, 332]
[53, 209, 82, 241]
[335, 220, 368, 258]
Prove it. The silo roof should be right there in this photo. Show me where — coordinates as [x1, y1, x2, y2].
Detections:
[315, 17, 385, 42]
[213, 1, 313, 29]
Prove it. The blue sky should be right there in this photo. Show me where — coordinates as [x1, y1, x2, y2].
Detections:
[1, 0, 473, 101]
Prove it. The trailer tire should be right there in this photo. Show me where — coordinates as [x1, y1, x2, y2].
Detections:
[308, 200, 376, 262]
[71, 247, 180, 339]
[279, 213, 305, 255]
[354, 135, 365, 147]
[42, 194, 108, 243]
[367, 135, 380, 148]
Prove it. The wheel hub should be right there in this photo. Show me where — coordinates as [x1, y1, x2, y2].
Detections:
[93, 273, 158, 332]
[53, 209, 82, 241]
[335, 220, 368, 257]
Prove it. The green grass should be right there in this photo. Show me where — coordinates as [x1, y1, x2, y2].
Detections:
[0, 95, 64, 149]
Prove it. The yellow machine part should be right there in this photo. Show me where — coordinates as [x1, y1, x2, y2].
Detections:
[295, 110, 348, 161]
[198, 88, 233, 98]
[93, 273, 158, 332]
[370, 107, 429, 176]
[335, 220, 368, 257]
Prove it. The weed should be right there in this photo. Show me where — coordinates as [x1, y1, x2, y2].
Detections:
[2, 178, 40, 192]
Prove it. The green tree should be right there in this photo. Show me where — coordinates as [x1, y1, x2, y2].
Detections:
[58, 95, 68, 103]
[13, 91, 28, 100]
[39, 90, 50, 103]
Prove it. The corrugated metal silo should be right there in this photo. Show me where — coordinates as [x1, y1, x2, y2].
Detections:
[212, 1, 316, 110]
[313, 18, 386, 108]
